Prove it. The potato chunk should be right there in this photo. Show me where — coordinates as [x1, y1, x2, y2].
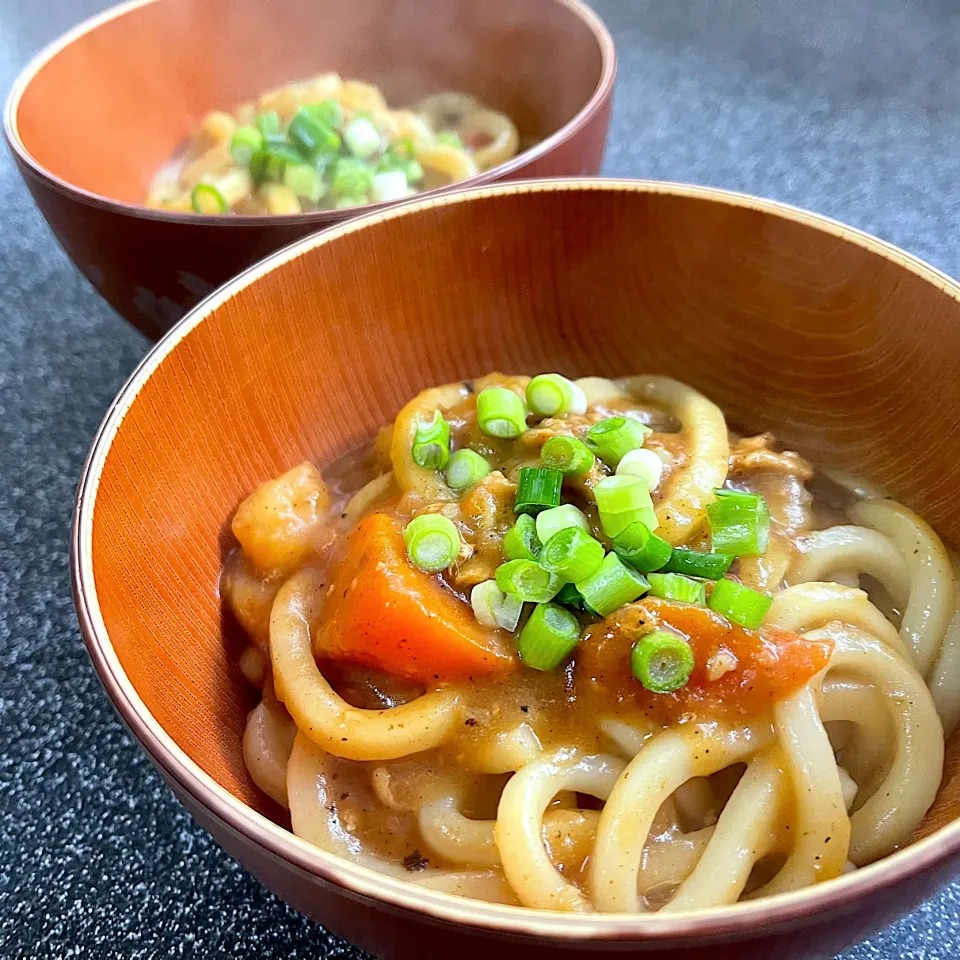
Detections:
[231, 462, 330, 576]
[220, 549, 280, 648]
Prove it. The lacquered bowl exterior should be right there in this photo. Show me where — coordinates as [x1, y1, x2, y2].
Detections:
[5, 0, 614, 341]
[73, 180, 960, 959]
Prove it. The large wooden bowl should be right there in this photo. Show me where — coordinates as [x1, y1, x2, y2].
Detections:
[3, 0, 614, 341]
[73, 180, 960, 959]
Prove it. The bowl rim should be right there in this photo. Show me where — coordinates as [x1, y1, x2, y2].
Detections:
[3, 0, 616, 227]
[73, 177, 960, 943]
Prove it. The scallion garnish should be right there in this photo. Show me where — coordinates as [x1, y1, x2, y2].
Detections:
[535, 503, 589, 545]
[411, 411, 451, 470]
[517, 602, 581, 671]
[344, 116, 382, 160]
[303, 100, 344, 130]
[526, 374, 587, 417]
[661, 547, 733, 580]
[435, 130, 465, 149]
[540, 527, 605, 582]
[540, 435, 595, 475]
[446, 449, 490, 491]
[707, 489, 771, 556]
[495, 559, 563, 603]
[255, 111, 281, 138]
[230, 125, 264, 167]
[476, 387, 527, 439]
[288, 108, 341, 156]
[503, 514, 542, 561]
[471, 579, 505, 627]
[708, 578, 772, 629]
[584, 417, 651, 467]
[593, 474, 658, 538]
[330, 157, 374, 199]
[370, 170, 411, 203]
[190, 183, 228, 214]
[631, 630, 695, 693]
[647, 572, 706, 605]
[470, 579, 523, 631]
[403, 514, 461, 572]
[616, 448, 664, 491]
[575, 552, 650, 617]
[283, 163, 324, 202]
[514, 467, 562, 515]
[611, 521, 673, 572]
[555, 582, 585, 609]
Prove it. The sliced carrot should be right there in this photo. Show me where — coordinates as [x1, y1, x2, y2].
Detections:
[316, 513, 517, 683]
[580, 597, 833, 724]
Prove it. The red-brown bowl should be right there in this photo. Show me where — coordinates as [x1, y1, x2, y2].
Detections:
[3, 0, 614, 341]
[73, 180, 960, 959]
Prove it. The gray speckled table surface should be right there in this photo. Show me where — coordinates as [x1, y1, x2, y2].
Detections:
[2, 0, 960, 957]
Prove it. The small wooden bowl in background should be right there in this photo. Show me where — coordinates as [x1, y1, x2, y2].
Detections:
[73, 180, 960, 959]
[3, 0, 614, 340]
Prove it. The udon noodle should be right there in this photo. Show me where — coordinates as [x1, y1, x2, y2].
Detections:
[221, 373, 959, 912]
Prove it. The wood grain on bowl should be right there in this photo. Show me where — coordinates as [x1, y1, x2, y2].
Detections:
[4, 0, 614, 339]
[74, 181, 960, 959]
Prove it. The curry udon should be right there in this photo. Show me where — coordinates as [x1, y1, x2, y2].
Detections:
[147, 74, 520, 215]
[221, 373, 959, 912]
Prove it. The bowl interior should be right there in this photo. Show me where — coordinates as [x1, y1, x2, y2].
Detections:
[13, 0, 605, 206]
[80, 182, 960, 879]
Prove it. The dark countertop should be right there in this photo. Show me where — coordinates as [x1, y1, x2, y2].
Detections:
[2, 1, 959, 956]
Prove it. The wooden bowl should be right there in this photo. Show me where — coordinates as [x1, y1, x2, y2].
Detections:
[73, 180, 960, 959]
[3, 0, 614, 341]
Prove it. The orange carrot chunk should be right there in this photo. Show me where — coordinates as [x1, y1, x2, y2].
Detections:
[580, 597, 833, 724]
[316, 513, 517, 683]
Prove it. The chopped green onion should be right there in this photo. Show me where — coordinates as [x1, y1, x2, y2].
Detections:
[526, 374, 587, 417]
[708, 579, 772, 629]
[446, 449, 490, 491]
[303, 100, 344, 129]
[334, 195, 368, 209]
[496, 594, 524, 632]
[575, 552, 649, 617]
[555, 582, 585, 609]
[540, 436, 595, 475]
[631, 630, 695, 693]
[476, 387, 527, 439]
[470, 580, 524, 633]
[288, 108, 341, 156]
[344, 116, 382, 159]
[584, 417, 651, 467]
[283, 163, 324, 202]
[540, 527, 605, 582]
[517, 603, 581, 671]
[190, 183, 227, 214]
[405, 159, 425, 183]
[230, 125, 264, 167]
[535, 503, 589, 545]
[404, 514, 461, 572]
[435, 130, 465, 149]
[611, 521, 673, 572]
[471, 579, 504, 627]
[255, 111, 281, 138]
[514, 467, 562, 516]
[594, 475, 658, 538]
[617, 448, 664, 491]
[503, 514, 542, 561]
[370, 170, 411, 203]
[707, 489, 771, 556]
[495, 560, 563, 603]
[647, 572, 706, 605]
[259, 140, 303, 181]
[411, 411, 450, 470]
[661, 547, 733, 580]
[330, 158, 374, 199]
